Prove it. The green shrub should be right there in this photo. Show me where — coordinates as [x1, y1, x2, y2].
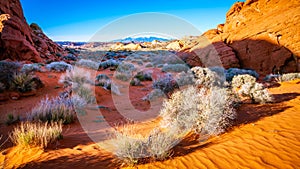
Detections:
[0, 61, 21, 87]
[10, 72, 37, 93]
[5, 113, 20, 125]
[10, 121, 62, 149]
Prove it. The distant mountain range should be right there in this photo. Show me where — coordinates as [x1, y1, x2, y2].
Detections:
[113, 36, 171, 43]
[55, 41, 87, 46]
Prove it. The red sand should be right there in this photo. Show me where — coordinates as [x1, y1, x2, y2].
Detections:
[1, 70, 300, 169]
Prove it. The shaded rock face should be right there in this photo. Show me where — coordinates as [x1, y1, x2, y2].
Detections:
[0, 0, 63, 62]
[212, 0, 300, 75]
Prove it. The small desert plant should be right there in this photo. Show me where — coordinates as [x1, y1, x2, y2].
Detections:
[276, 73, 300, 82]
[191, 67, 225, 88]
[134, 71, 153, 81]
[99, 59, 120, 69]
[161, 64, 189, 73]
[231, 74, 257, 89]
[10, 121, 62, 148]
[239, 82, 273, 104]
[21, 63, 42, 73]
[96, 74, 111, 89]
[5, 113, 20, 125]
[46, 61, 72, 72]
[175, 70, 196, 87]
[73, 84, 96, 104]
[76, 59, 100, 69]
[146, 127, 181, 160]
[29, 96, 76, 124]
[152, 73, 179, 96]
[145, 63, 153, 68]
[10, 72, 37, 93]
[59, 67, 92, 87]
[225, 68, 259, 81]
[130, 78, 142, 86]
[111, 125, 147, 165]
[142, 89, 166, 101]
[0, 61, 21, 86]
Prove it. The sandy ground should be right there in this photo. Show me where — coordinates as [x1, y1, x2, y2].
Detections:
[0, 70, 300, 169]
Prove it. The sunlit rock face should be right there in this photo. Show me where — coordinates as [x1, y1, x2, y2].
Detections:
[0, 0, 64, 62]
[205, 0, 300, 75]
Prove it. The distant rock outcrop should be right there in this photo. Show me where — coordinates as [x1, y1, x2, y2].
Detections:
[206, 0, 300, 75]
[0, 0, 64, 62]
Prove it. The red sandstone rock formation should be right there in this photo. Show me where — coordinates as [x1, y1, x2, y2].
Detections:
[0, 0, 64, 62]
[210, 0, 300, 75]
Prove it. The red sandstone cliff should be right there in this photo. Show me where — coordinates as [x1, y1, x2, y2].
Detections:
[0, 0, 64, 62]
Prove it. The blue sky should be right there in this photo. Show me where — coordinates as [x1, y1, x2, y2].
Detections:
[20, 0, 242, 41]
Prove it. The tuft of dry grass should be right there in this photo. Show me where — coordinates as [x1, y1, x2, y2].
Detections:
[10, 121, 62, 149]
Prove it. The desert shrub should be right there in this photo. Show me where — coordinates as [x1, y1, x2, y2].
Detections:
[277, 73, 300, 82]
[29, 96, 76, 124]
[225, 68, 259, 81]
[134, 71, 152, 81]
[73, 84, 96, 104]
[146, 127, 181, 160]
[46, 61, 72, 72]
[99, 59, 120, 69]
[151, 54, 184, 66]
[10, 121, 62, 148]
[130, 78, 142, 86]
[115, 71, 132, 81]
[191, 67, 225, 88]
[175, 70, 196, 87]
[231, 74, 257, 89]
[0, 83, 5, 93]
[111, 125, 147, 165]
[145, 63, 153, 68]
[111, 83, 121, 95]
[5, 113, 20, 125]
[76, 59, 100, 69]
[30, 23, 42, 31]
[142, 89, 166, 101]
[117, 62, 136, 73]
[96, 74, 111, 89]
[10, 72, 37, 93]
[0, 61, 21, 86]
[21, 63, 42, 73]
[152, 73, 179, 96]
[239, 82, 273, 104]
[161, 64, 189, 73]
[160, 86, 236, 136]
[59, 67, 92, 87]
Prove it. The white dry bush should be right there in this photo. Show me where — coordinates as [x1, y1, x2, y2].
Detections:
[191, 67, 225, 88]
[59, 67, 92, 87]
[46, 61, 72, 72]
[160, 86, 236, 136]
[239, 82, 273, 104]
[277, 73, 300, 82]
[10, 121, 62, 149]
[231, 74, 257, 89]
[111, 125, 147, 165]
[76, 59, 100, 70]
